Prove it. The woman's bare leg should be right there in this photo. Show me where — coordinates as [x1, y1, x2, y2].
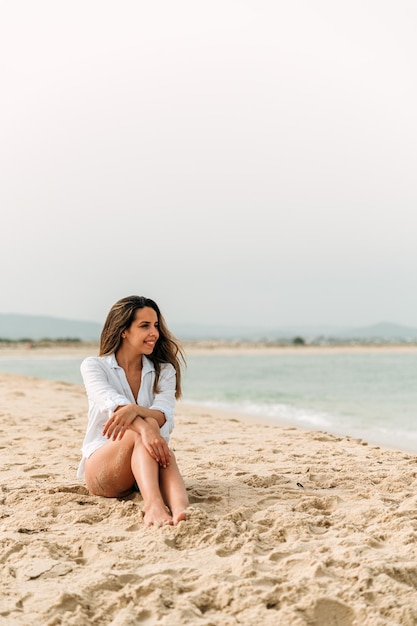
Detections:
[159, 452, 189, 524]
[130, 437, 173, 526]
[84, 432, 173, 526]
[84, 434, 136, 497]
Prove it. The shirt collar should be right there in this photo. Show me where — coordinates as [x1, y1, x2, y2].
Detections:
[104, 353, 155, 373]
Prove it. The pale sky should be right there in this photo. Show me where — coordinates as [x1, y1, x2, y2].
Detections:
[1, 0, 416, 329]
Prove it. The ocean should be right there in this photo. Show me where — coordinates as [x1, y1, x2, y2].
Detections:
[1, 351, 416, 454]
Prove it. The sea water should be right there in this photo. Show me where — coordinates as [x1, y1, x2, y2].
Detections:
[1, 352, 416, 453]
[182, 352, 417, 453]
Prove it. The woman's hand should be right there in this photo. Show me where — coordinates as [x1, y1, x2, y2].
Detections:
[103, 407, 171, 468]
[102, 404, 138, 441]
[137, 417, 171, 468]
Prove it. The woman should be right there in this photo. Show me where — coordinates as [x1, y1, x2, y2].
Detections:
[77, 295, 189, 526]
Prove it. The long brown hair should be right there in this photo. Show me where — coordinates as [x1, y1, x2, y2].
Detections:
[99, 295, 185, 398]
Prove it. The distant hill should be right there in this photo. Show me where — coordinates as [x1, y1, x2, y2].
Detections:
[340, 322, 417, 341]
[0, 314, 101, 341]
[173, 322, 417, 342]
[1, 314, 416, 343]
[170, 323, 288, 341]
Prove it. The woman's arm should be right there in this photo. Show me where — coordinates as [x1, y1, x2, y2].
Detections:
[148, 363, 177, 434]
[102, 404, 166, 438]
[80, 357, 131, 412]
[102, 403, 171, 468]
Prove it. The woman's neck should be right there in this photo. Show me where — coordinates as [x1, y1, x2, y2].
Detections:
[115, 346, 143, 372]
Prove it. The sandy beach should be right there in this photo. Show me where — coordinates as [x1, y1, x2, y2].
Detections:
[1, 372, 417, 625]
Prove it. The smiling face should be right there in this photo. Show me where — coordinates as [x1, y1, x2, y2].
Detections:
[123, 307, 159, 355]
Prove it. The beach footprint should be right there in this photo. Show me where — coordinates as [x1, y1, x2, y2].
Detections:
[188, 490, 222, 504]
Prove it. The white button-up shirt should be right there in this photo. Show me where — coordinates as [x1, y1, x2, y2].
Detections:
[77, 353, 176, 478]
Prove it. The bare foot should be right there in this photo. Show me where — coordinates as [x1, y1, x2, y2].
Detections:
[143, 501, 173, 526]
[172, 509, 188, 525]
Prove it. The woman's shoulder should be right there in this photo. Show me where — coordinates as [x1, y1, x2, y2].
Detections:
[143, 357, 175, 377]
[159, 361, 176, 377]
[81, 355, 101, 365]
[81, 354, 115, 371]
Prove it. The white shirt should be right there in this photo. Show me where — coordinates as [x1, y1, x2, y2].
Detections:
[77, 353, 176, 478]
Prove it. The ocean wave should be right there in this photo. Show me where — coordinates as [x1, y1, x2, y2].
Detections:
[182, 397, 417, 454]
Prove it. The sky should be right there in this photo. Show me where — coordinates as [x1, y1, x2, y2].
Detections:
[1, 0, 416, 330]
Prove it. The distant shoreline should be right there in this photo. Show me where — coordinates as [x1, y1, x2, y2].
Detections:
[2, 339, 417, 357]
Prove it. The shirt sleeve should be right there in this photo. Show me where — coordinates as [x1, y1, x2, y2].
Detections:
[80, 357, 131, 414]
[149, 363, 176, 435]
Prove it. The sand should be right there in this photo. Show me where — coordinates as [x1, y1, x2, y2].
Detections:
[1, 372, 417, 625]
